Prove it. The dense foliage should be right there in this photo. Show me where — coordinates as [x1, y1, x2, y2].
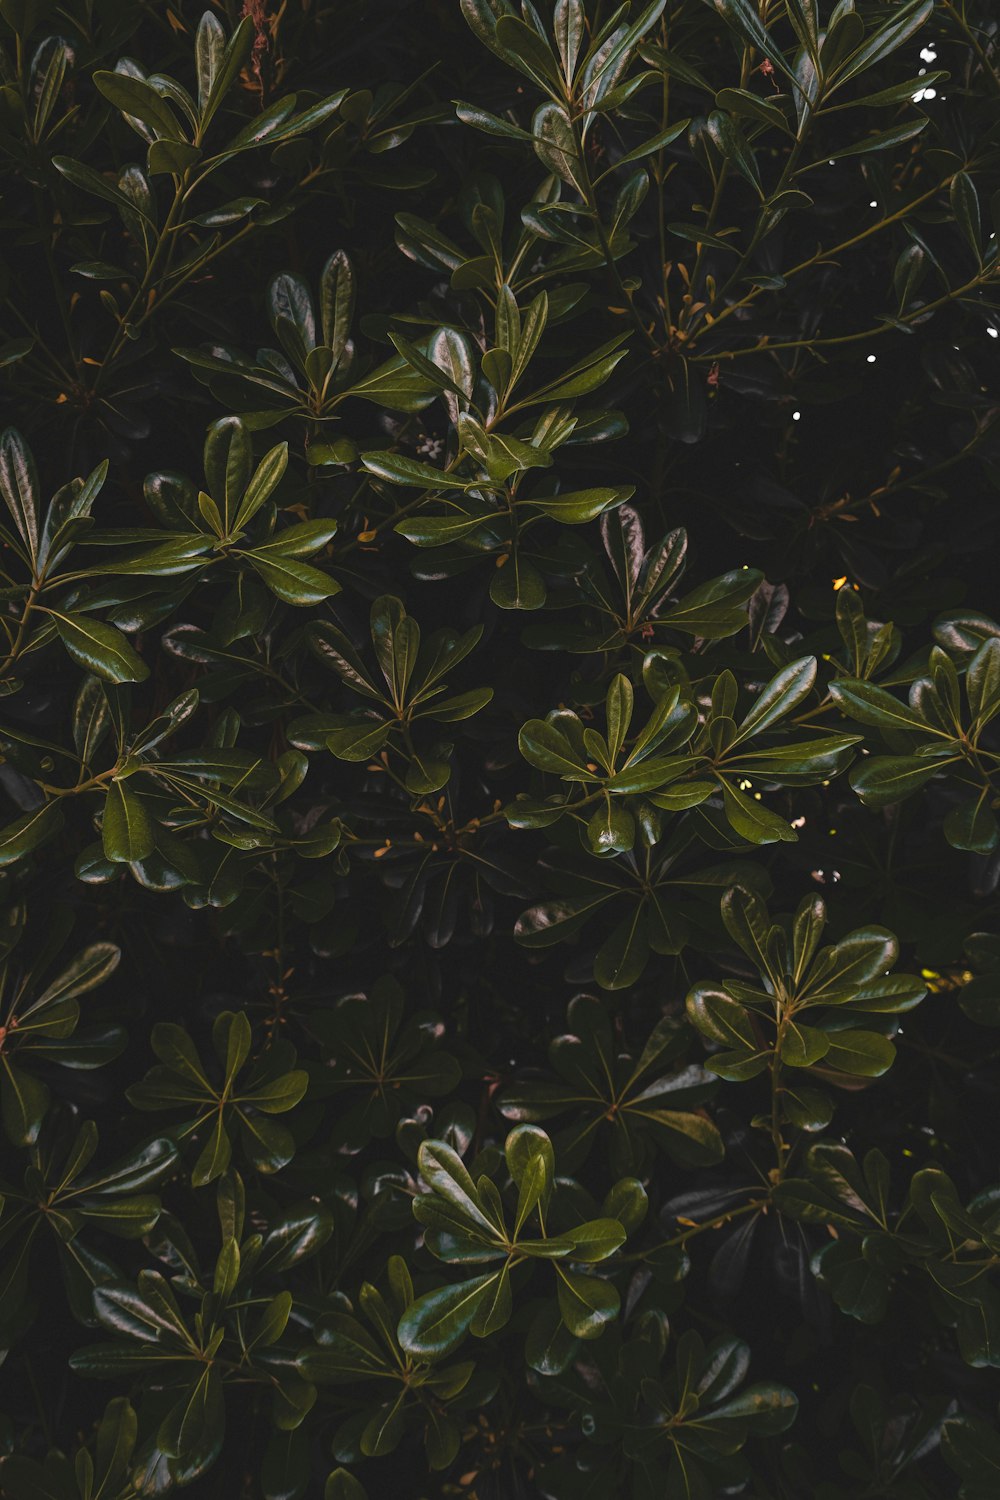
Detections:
[0, 0, 998, 1495]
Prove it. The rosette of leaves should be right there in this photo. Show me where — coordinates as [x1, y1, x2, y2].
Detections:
[289, 595, 493, 794]
[0, 414, 337, 771]
[687, 888, 926, 1137]
[68, 1170, 332, 1490]
[831, 620, 1000, 854]
[59, 16, 340, 275]
[0, 1111, 178, 1336]
[398, 1124, 644, 1360]
[512, 670, 704, 855]
[513, 657, 860, 858]
[522, 504, 765, 653]
[778, 1381, 952, 1499]
[0, 1396, 139, 1500]
[137, 414, 339, 623]
[36, 11, 346, 444]
[61, 682, 341, 901]
[301, 1255, 493, 1473]
[454, 0, 680, 264]
[0, 904, 123, 1145]
[0, 428, 131, 696]
[627, 1329, 799, 1495]
[899, 1166, 1000, 1369]
[774, 1142, 902, 1326]
[373, 792, 532, 950]
[388, 180, 633, 469]
[176, 249, 439, 438]
[826, 584, 903, 685]
[358, 280, 634, 610]
[775, 1143, 1000, 1368]
[537, 1321, 797, 1500]
[498, 993, 723, 1173]
[512, 821, 773, 990]
[307, 975, 462, 1151]
[126, 1011, 308, 1186]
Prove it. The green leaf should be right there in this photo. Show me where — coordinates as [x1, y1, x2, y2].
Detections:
[708, 0, 796, 82]
[325, 1469, 368, 1500]
[822, 1029, 896, 1077]
[0, 428, 39, 565]
[233, 443, 288, 532]
[594, 904, 649, 990]
[495, 15, 563, 90]
[0, 802, 65, 867]
[102, 781, 156, 864]
[561, 1217, 626, 1262]
[199, 17, 254, 135]
[93, 71, 185, 141]
[361, 453, 471, 489]
[51, 611, 149, 683]
[455, 100, 534, 140]
[195, 11, 226, 112]
[418, 1140, 499, 1236]
[532, 102, 586, 194]
[2, 1055, 50, 1145]
[518, 719, 589, 778]
[469, 1261, 513, 1336]
[720, 779, 797, 844]
[587, 799, 635, 855]
[397, 1273, 501, 1357]
[556, 1268, 619, 1338]
[830, 678, 943, 734]
[490, 552, 546, 610]
[827, 0, 933, 88]
[712, 1382, 799, 1433]
[823, 118, 928, 161]
[733, 656, 816, 742]
[779, 1021, 830, 1067]
[246, 553, 339, 605]
[53, 156, 157, 223]
[526, 1300, 581, 1375]
[706, 110, 762, 196]
[522, 486, 633, 524]
[848, 754, 948, 808]
[944, 796, 998, 855]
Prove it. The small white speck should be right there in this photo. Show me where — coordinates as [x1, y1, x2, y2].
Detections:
[866, 355, 876, 364]
[791, 816, 806, 829]
[923, 88, 936, 99]
[988, 327, 998, 339]
[828, 159, 835, 165]
[811, 870, 826, 883]
[912, 89, 925, 102]
[918, 67, 927, 76]
[792, 411, 801, 421]
[869, 200, 878, 208]
[920, 47, 936, 62]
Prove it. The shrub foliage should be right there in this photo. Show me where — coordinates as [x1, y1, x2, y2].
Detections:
[0, 0, 999, 1495]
